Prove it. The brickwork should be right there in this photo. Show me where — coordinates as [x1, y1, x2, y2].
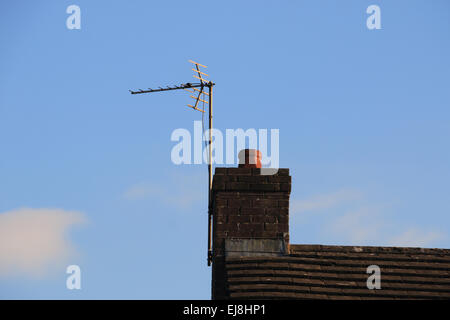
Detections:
[211, 167, 292, 299]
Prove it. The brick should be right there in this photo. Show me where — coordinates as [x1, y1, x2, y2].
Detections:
[240, 207, 264, 215]
[214, 199, 227, 207]
[214, 231, 228, 238]
[253, 199, 278, 208]
[239, 223, 264, 233]
[267, 176, 291, 183]
[215, 214, 227, 224]
[278, 200, 289, 208]
[277, 223, 289, 232]
[212, 181, 226, 190]
[266, 207, 288, 216]
[249, 168, 258, 175]
[242, 192, 265, 198]
[250, 215, 277, 224]
[265, 194, 290, 199]
[277, 215, 289, 224]
[226, 182, 250, 190]
[227, 230, 242, 238]
[264, 223, 278, 232]
[250, 184, 277, 192]
[252, 231, 280, 238]
[228, 199, 252, 208]
[215, 222, 237, 231]
[250, 215, 264, 223]
[213, 175, 228, 183]
[215, 192, 241, 199]
[265, 215, 277, 223]
[237, 175, 268, 183]
[227, 168, 252, 175]
[216, 207, 239, 216]
[277, 169, 289, 176]
[228, 215, 251, 223]
[214, 167, 227, 175]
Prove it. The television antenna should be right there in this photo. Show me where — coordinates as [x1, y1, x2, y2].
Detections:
[129, 60, 215, 266]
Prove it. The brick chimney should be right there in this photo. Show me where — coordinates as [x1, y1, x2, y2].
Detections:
[211, 150, 291, 299]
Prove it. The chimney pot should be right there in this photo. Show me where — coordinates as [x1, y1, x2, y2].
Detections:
[238, 149, 262, 168]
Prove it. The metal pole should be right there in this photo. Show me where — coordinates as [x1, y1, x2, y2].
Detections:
[207, 82, 213, 266]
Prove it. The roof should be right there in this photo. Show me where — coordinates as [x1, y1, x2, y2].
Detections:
[223, 244, 450, 299]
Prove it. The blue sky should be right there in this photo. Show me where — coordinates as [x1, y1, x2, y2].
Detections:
[0, 0, 449, 299]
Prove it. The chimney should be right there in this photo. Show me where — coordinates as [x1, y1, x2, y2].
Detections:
[211, 149, 291, 299]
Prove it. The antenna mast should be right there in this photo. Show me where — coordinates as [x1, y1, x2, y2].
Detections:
[130, 60, 215, 266]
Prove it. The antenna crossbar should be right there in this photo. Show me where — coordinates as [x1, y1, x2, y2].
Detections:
[188, 60, 207, 68]
[192, 87, 209, 96]
[193, 75, 210, 83]
[192, 69, 209, 77]
[190, 95, 208, 104]
[187, 104, 206, 113]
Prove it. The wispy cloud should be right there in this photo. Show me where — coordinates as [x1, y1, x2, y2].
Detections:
[291, 189, 362, 214]
[388, 228, 446, 247]
[123, 183, 160, 200]
[290, 189, 446, 248]
[122, 172, 204, 210]
[327, 206, 385, 244]
[0, 208, 86, 278]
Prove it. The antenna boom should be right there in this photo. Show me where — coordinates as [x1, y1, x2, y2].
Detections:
[129, 82, 205, 95]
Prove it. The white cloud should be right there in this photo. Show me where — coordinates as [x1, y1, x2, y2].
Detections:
[0, 208, 86, 278]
